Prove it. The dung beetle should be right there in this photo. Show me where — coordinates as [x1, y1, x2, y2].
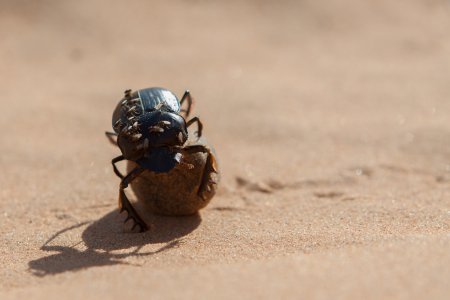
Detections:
[106, 87, 219, 232]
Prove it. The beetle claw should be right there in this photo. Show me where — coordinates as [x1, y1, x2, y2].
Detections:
[122, 210, 146, 232]
[197, 157, 218, 199]
[119, 189, 148, 232]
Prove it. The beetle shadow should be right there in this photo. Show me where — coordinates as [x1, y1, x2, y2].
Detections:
[28, 210, 201, 277]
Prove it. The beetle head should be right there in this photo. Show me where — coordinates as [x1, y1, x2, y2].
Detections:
[117, 110, 188, 162]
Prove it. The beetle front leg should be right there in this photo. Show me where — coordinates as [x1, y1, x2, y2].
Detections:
[180, 90, 193, 118]
[186, 117, 203, 139]
[119, 166, 148, 232]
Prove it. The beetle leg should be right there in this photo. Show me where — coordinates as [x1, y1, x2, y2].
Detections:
[180, 90, 193, 118]
[112, 155, 125, 179]
[119, 166, 148, 232]
[183, 145, 218, 199]
[198, 152, 218, 199]
[105, 131, 118, 146]
[186, 117, 203, 139]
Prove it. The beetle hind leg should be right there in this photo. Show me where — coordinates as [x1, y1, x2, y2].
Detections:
[119, 190, 148, 232]
[183, 145, 219, 200]
[198, 150, 219, 200]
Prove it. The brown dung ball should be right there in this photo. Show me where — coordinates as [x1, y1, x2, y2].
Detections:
[127, 139, 219, 216]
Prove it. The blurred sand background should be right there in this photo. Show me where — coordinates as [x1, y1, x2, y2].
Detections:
[0, 0, 449, 299]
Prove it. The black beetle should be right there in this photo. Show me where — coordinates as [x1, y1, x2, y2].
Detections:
[106, 87, 218, 232]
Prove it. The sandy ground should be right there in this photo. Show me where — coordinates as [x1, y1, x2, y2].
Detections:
[1, 0, 449, 299]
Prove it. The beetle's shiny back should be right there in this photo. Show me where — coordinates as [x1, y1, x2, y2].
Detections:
[112, 87, 181, 132]
[138, 88, 180, 113]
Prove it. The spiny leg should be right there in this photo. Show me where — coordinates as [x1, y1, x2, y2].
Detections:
[186, 117, 203, 139]
[105, 131, 118, 146]
[183, 145, 218, 199]
[119, 166, 148, 232]
[180, 90, 193, 118]
[112, 155, 125, 179]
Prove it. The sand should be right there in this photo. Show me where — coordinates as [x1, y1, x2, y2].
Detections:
[0, 0, 449, 299]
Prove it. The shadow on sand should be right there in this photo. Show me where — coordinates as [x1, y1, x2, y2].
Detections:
[28, 210, 201, 276]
